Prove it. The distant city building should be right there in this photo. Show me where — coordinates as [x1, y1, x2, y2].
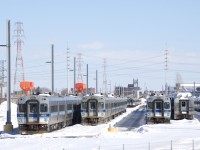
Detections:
[114, 78, 141, 98]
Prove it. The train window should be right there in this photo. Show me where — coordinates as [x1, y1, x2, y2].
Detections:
[18, 104, 26, 112]
[40, 104, 48, 112]
[98, 102, 104, 109]
[82, 102, 87, 109]
[164, 102, 170, 109]
[59, 105, 65, 111]
[67, 104, 72, 110]
[51, 105, 58, 112]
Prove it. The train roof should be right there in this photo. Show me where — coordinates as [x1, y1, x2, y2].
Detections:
[147, 95, 170, 102]
[169, 92, 192, 99]
[17, 94, 81, 103]
[81, 95, 127, 102]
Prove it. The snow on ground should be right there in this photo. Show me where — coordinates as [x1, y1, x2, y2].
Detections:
[1, 101, 200, 150]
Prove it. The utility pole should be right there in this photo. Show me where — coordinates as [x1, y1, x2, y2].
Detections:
[51, 44, 54, 94]
[46, 44, 54, 94]
[86, 64, 88, 95]
[74, 57, 76, 95]
[96, 70, 98, 93]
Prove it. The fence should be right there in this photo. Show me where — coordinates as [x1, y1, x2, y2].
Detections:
[62, 139, 200, 150]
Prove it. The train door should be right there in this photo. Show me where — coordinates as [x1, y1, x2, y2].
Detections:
[26, 100, 39, 123]
[154, 101, 163, 117]
[88, 99, 97, 117]
[180, 100, 188, 114]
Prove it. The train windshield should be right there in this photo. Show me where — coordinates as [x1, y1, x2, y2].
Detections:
[40, 104, 48, 112]
[182, 102, 186, 107]
[90, 102, 96, 109]
[156, 102, 162, 109]
[18, 104, 26, 112]
[30, 103, 37, 113]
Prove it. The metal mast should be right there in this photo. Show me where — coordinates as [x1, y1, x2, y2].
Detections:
[14, 22, 25, 92]
[102, 58, 108, 95]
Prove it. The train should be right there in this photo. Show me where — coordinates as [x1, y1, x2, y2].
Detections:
[81, 94, 127, 125]
[169, 92, 194, 120]
[17, 94, 81, 134]
[127, 97, 141, 107]
[146, 95, 171, 123]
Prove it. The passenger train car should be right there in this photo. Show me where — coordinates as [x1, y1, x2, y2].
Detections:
[17, 94, 81, 134]
[127, 97, 141, 107]
[146, 95, 171, 123]
[81, 94, 127, 125]
[170, 92, 194, 120]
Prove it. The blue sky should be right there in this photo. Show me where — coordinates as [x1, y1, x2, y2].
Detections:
[1, 0, 200, 92]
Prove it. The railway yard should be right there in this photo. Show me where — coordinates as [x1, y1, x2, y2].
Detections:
[1, 100, 200, 149]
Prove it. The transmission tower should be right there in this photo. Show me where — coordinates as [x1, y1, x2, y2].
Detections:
[0, 60, 6, 98]
[14, 22, 25, 92]
[102, 58, 108, 95]
[66, 44, 70, 94]
[77, 53, 83, 82]
[164, 49, 168, 95]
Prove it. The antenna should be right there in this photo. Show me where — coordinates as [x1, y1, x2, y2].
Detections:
[14, 21, 25, 93]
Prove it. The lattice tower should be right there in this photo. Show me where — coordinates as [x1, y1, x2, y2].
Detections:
[0, 60, 6, 98]
[14, 22, 25, 91]
[77, 53, 83, 82]
[66, 45, 70, 94]
[102, 58, 108, 95]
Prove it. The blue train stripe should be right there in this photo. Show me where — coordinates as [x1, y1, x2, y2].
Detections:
[17, 114, 50, 117]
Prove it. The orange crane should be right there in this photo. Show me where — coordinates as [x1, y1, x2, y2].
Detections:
[20, 81, 34, 95]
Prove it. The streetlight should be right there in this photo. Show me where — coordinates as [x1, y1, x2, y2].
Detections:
[83, 64, 88, 95]
[1, 20, 13, 131]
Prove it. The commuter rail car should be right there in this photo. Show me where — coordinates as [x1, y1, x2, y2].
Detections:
[81, 94, 127, 125]
[170, 92, 194, 120]
[17, 94, 81, 134]
[146, 95, 171, 123]
[127, 97, 141, 107]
